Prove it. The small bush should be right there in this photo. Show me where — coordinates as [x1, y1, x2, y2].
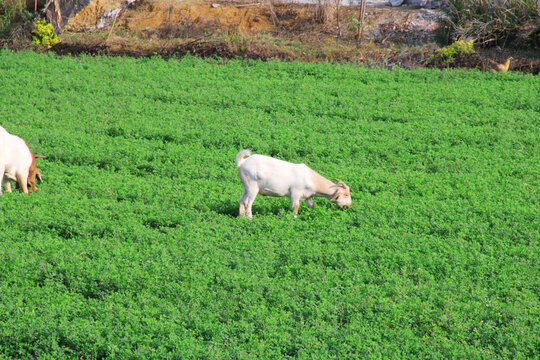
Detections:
[427, 39, 474, 66]
[442, 0, 540, 48]
[32, 18, 58, 49]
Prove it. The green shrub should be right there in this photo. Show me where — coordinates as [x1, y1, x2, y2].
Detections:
[32, 18, 58, 49]
[427, 39, 474, 66]
[442, 0, 540, 48]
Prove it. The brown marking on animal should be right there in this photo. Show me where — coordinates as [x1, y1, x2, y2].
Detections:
[331, 178, 351, 209]
[27, 150, 41, 192]
[18, 141, 45, 192]
[308, 169, 351, 209]
[309, 169, 336, 196]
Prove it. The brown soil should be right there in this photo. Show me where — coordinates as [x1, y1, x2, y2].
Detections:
[66, 0, 276, 32]
[66, 0, 125, 30]
[65, 0, 442, 37]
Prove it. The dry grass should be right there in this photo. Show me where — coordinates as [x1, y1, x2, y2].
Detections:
[0, 0, 27, 36]
[442, 0, 540, 47]
[53, 25, 540, 73]
[55, 25, 447, 69]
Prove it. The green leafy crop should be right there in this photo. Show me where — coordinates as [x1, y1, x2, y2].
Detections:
[0, 50, 538, 359]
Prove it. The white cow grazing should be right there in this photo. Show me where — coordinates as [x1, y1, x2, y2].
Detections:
[236, 149, 351, 219]
[0, 126, 42, 194]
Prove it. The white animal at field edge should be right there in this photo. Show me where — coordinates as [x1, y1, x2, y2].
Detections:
[235, 149, 351, 219]
[0, 125, 43, 194]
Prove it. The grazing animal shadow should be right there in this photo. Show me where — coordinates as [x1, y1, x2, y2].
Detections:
[209, 199, 289, 217]
[209, 199, 240, 217]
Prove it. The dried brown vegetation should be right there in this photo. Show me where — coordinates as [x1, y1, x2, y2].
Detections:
[3, 0, 539, 72]
[441, 0, 539, 48]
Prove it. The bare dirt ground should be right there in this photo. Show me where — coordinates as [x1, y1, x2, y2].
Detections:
[14, 0, 540, 72]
